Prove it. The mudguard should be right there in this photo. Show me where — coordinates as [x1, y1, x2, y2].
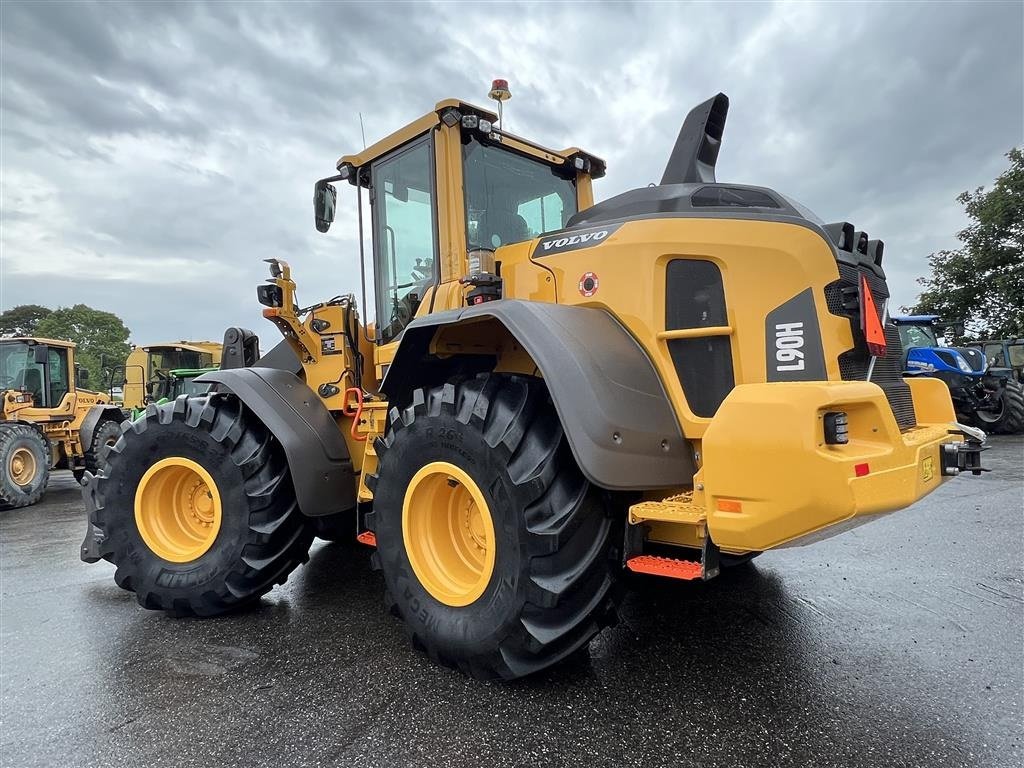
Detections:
[195, 368, 356, 516]
[381, 300, 693, 490]
[79, 404, 128, 451]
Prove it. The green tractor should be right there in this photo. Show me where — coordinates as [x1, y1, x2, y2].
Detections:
[127, 367, 217, 418]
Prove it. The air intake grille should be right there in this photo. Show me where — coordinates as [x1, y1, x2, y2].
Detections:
[826, 266, 917, 430]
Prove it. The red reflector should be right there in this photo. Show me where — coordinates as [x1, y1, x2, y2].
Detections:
[859, 275, 887, 357]
[854, 462, 870, 477]
[356, 531, 376, 547]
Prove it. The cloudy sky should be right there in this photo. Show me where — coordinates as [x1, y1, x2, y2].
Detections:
[2, 0, 1021, 348]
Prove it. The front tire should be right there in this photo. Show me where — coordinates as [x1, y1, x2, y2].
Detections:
[89, 395, 314, 615]
[369, 374, 621, 680]
[0, 423, 51, 509]
[84, 418, 124, 475]
[973, 380, 1024, 434]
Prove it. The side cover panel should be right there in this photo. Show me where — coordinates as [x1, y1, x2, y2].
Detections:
[381, 300, 693, 490]
[196, 368, 356, 516]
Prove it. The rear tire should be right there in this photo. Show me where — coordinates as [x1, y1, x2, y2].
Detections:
[89, 395, 314, 615]
[369, 374, 621, 680]
[0, 424, 51, 509]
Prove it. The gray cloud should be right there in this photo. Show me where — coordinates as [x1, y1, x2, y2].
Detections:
[2, 0, 1021, 350]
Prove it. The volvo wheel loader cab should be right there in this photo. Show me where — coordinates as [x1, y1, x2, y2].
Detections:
[0, 337, 124, 508]
[83, 92, 986, 679]
[117, 341, 222, 412]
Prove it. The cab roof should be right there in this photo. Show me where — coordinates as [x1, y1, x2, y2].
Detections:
[337, 98, 605, 178]
[0, 336, 75, 348]
[141, 341, 220, 353]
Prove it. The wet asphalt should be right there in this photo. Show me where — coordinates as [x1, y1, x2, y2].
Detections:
[1, 437, 1022, 768]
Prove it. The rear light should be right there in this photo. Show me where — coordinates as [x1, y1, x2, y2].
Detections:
[823, 411, 849, 444]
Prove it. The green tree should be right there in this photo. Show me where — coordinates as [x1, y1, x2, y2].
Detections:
[35, 304, 131, 384]
[0, 304, 53, 337]
[913, 148, 1024, 340]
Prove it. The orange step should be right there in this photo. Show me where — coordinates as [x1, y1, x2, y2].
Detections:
[626, 555, 702, 581]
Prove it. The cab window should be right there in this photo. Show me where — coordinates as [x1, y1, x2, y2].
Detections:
[898, 324, 937, 349]
[984, 343, 1005, 366]
[462, 136, 577, 250]
[48, 347, 69, 406]
[1008, 343, 1024, 367]
[371, 137, 437, 344]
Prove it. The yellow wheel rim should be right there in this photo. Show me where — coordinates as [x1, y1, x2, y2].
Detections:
[402, 461, 496, 607]
[134, 457, 222, 563]
[9, 447, 37, 487]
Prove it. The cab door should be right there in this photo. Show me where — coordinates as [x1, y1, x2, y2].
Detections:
[369, 134, 440, 370]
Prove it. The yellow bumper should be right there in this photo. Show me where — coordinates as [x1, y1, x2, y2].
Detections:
[701, 376, 964, 552]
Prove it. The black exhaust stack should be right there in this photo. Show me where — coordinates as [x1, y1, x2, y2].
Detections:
[661, 93, 729, 185]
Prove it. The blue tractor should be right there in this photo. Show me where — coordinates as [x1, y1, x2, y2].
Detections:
[892, 315, 1024, 434]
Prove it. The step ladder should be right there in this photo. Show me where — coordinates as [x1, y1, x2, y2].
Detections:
[625, 493, 719, 581]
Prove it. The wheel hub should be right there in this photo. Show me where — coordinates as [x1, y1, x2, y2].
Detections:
[402, 461, 496, 607]
[134, 457, 223, 563]
[9, 447, 37, 487]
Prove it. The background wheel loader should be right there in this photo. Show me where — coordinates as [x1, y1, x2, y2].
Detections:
[0, 337, 124, 508]
[82, 90, 986, 679]
[111, 341, 222, 414]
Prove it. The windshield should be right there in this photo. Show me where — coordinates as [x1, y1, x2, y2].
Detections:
[0, 342, 38, 394]
[147, 348, 213, 395]
[171, 375, 212, 398]
[462, 136, 577, 250]
[898, 324, 938, 349]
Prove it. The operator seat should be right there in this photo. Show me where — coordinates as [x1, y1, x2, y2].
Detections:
[474, 210, 531, 250]
[17, 367, 44, 407]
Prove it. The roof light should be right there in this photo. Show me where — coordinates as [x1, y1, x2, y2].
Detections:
[478, 119, 493, 134]
[440, 108, 461, 127]
[461, 114, 479, 129]
[488, 79, 511, 102]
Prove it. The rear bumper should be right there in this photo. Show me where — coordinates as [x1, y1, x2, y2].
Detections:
[700, 376, 981, 552]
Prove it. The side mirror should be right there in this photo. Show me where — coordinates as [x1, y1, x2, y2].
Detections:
[314, 180, 337, 233]
[33, 344, 48, 364]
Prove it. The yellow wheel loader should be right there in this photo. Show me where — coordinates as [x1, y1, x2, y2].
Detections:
[116, 341, 222, 412]
[81, 93, 987, 679]
[0, 337, 125, 508]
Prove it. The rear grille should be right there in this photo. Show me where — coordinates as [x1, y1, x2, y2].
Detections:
[825, 265, 917, 430]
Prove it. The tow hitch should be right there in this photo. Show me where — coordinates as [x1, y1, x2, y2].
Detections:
[942, 425, 988, 476]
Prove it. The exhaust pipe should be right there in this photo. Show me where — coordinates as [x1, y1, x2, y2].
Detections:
[661, 92, 729, 185]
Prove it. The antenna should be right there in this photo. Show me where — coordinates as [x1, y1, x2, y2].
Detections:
[359, 112, 367, 149]
[488, 79, 511, 129]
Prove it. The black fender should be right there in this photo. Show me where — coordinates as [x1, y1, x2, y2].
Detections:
[195, 368, 356, 517]
[381, 300, 693, 490]
[80, 405, 128, 451]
